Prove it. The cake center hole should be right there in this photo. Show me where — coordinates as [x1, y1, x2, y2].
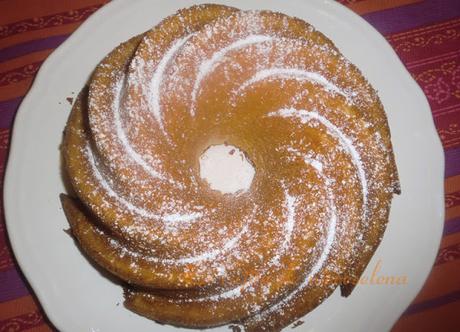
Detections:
[199, 144, 255, 194]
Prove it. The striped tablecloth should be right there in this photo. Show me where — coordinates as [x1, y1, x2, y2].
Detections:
[1, 0, 459, 331]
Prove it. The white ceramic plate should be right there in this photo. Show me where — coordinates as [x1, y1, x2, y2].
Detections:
[4, 0, 444, 331]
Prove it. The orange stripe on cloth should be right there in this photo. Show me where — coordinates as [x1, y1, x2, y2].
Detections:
[345, 0, 421, 15]
[391, 299, 460, 332]
[0, 310, 45, 331]
[0, 49, 52, 95]
[435, 241, 460, 266]
[0, 49, 51, 72]
[446, 174, 460, 194]
[0, 78, 33, 101]
[446, 176, 460, 220]
[446, 205, 460, 221]
[0, 49, 56, 100]
[0, 62, 41, 87]
[0, 0, 106, 25]
[0, 295, 40, 320]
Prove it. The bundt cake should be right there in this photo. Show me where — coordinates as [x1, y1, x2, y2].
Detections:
[60, 3, 400, 331]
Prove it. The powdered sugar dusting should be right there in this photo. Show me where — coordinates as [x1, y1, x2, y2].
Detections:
[85, 144, 201, 223]
[112, 77, 169, 182]
[105, 223, 249, 265]
[199, 190, 298, 302]
[237, 68, 353, 102]
[269, 108, 369, 220]
[258, 161, 338, 318]
[190, 35, 273, 115]
[149, 35, 192, 131]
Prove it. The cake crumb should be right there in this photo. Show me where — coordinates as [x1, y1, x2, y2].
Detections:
[292, 320, 304, 328]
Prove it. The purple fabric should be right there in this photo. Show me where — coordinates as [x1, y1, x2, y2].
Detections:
[404, 289, 460, 315]
[363, 0, 460, 34]
[0, 35, 69, 63]
[445, 147, 460, 178]
[443, 217, 460, 236]
[0, 97, 22, 128]
[0, 268, 30, 302]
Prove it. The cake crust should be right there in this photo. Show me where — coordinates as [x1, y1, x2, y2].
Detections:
[61, 3, 400, 331]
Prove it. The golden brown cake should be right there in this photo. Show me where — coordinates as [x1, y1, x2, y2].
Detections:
[61, 4, 400, 331]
